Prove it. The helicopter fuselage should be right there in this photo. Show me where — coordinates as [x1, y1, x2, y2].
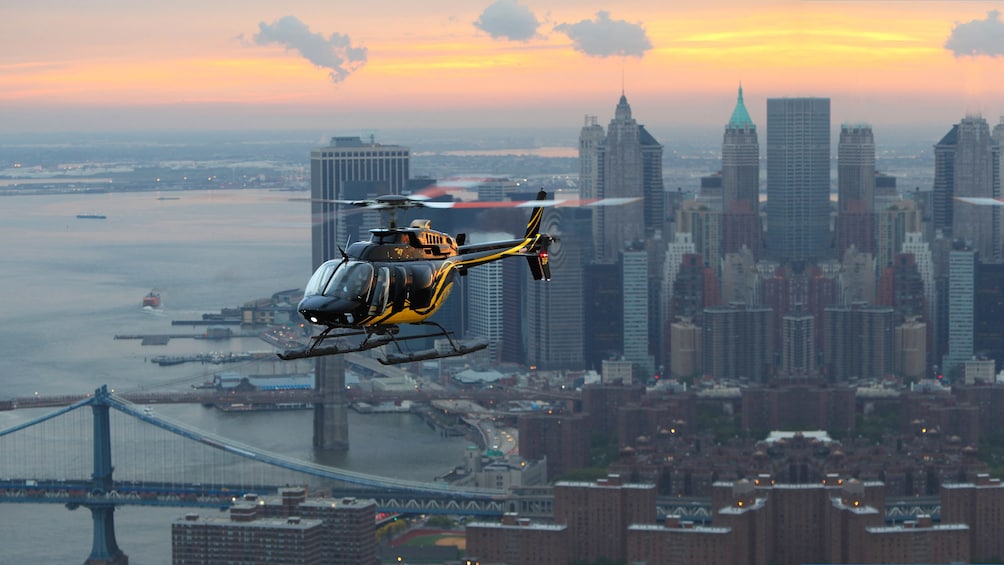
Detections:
[295, 220, 547, 332]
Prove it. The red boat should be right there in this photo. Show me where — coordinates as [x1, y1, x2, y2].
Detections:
[143, 291, 161, 308]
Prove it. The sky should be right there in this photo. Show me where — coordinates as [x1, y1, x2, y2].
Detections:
[3, 0, 1004, 135]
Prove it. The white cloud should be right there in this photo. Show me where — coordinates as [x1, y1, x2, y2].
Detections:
[945, 10, 1004, 58]
[253, 16, 367, 83]
[474, 0, 541, 42]
[554, 11, 652, 58]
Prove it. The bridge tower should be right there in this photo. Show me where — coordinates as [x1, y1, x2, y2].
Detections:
[84, 385, 128, 565]
[313, 355, 349, 450]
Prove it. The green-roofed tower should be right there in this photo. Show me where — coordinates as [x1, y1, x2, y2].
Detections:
[721, 84, 762, 257]
[728, 84, 755, 129]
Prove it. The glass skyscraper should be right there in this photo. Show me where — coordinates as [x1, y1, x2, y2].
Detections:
[766, 97, 831, 266]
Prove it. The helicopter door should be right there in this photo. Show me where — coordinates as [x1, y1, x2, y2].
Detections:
[390, 266, 408, 312]
[368, 266, 390, 316]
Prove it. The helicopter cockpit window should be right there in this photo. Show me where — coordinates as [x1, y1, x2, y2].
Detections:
[321, 261, 375, 302]
[303, 260, 340, 297]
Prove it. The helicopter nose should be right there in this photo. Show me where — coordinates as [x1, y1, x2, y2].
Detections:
[297, 295, 358, 325]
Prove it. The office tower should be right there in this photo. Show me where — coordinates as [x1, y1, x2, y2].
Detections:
[587, 94, 664, 261]
[308, 136, 406, 450]
[933, 116, 1002, 262]
[465, 232, 511, 362]
[823, 303, 894, 381]
[524, 209, 585, 370]
[875, 199, 921, 271]
[766, 97, 832, 265]
[662, 232, 697, 322]
[722, 85, 761, 209]
[579, 115, 605, 201]
[670, 254, 721, 325]
[876, 253, 926, 323]
[584, 262, 622, 370]
[941, 245, 975, 378]
[902, 232, 936, 367]
[974, 261, 1004, 372]
[836, 124, 876, 255]
[722, 85, 762, 257]
[780, 310, 815, 377]
[669, 319, 701, 379]
[720, 246, 758, 304]
[838, 246, 876, 304]
[309, 136, 410, 267]
[677, 199, 723, 275]
[622, 245, 655, 377]
[895, 317, 928, 380]
[702, 303, 773, 382]
[499, 256, 525, 364]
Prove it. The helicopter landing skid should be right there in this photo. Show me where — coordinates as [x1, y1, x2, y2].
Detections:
[379, 338, 489, 365]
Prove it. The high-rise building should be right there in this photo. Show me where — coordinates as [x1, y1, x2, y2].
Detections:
[780, 310, 815, 377]
[677, 199, 723, 275]
[874, 199, 921, 272]
[722, 85, 762, 257]
[823, 303, 894, 381]
[622, 245, 655, 377]
[702, 303, 774, 382]
[836, 124, 876, 256]
[942, 245, 976, 378]
[172, 508, 325, 565]
[524, 209, 585, 370]
[465, 231, 512, 362]
[584, 262, 622, 370]
[585, 94, 664, 261]
[766, 97, 832, 265]
[309, 136, 411, 268]
[975, 261, 1004, 372]
[933, 116, 1002, 263]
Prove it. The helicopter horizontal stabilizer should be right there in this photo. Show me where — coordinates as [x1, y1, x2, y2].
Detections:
[379, 339, 489, 365]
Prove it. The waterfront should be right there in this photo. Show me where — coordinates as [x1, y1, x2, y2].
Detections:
[0, 189, 475, 563]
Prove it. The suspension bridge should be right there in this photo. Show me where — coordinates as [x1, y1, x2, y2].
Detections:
[0, 385, 516, 564]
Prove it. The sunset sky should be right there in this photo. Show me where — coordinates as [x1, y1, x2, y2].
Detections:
[3, 0, 1004, 134]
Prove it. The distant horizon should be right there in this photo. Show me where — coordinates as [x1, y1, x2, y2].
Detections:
[4, 2, 1003, 139]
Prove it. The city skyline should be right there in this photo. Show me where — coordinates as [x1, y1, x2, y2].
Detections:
[3, 1, 1004, 133]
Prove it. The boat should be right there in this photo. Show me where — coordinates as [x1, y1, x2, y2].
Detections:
[142, 291, 161, 308]
[76, 214, 107, 219]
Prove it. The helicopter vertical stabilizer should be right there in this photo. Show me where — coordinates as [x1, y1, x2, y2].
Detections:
[524, 189, 551, 281]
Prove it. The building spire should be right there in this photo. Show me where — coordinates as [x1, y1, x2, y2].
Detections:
[727, 82, 754, 129]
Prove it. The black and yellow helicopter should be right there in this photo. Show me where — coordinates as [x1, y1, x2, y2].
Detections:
[277, 188, 638, 365]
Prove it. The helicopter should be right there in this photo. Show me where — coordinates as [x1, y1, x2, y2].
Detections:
[277, 188, 639, 365]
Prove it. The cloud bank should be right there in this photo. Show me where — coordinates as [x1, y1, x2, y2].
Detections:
[253, 16, 368, 83]
[945, 10, 1004, 57]
[474, 0, 541, 42]
[554, 11, 652, 58]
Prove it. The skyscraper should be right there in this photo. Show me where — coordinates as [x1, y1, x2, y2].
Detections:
[722, 85, 761, 257]
[583, 94, 664, 261]
[836, 124, 876, 256]
[466, 232, 511, 362]
[308, 136, 410, 449]
[933, 116, 1002, 262]
[309, 136, 411, 268]
[942, 245, 976, 378]
[622, 244, 655, 377]
[766, 98, 832, 265]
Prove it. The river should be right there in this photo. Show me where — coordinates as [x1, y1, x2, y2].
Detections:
[0, 189, 474, 563]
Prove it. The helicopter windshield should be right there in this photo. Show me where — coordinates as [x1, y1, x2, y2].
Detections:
[303, 260, 374, 302]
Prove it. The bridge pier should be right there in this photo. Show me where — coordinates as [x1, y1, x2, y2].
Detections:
[313, 355, 348, 450]
[84, 503, 128, 565]
[85, 386, 128, 564]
